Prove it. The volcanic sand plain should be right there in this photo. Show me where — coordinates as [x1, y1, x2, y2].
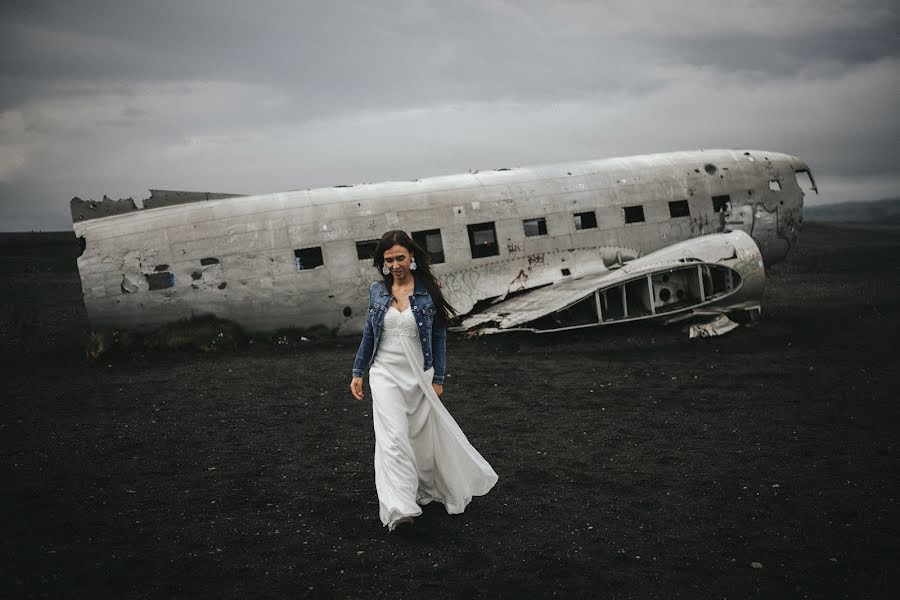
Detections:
[1, 223, 898, 599]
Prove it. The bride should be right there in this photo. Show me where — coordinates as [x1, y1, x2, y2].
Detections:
[350, 230, 498, 531]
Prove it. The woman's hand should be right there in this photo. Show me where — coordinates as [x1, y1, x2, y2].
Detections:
[432, 383, 443, 397]
[350, 377, 364, 401]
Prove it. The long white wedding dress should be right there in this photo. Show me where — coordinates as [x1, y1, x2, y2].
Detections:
[369, 305, 498, 530]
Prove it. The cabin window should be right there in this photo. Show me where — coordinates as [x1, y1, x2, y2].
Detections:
[668, 200, 690, 218]
[522, 217, 548, 237]
[412, 229, 445, 264]
[574, 211, 597, 230]
[294, 247, 324, 270]
[467, 222, 499, 259]
[769, 180, 782, 192]
[712, 194, 731, 212]
[623, 205, 645, 224]
[356, 239, 378, 261]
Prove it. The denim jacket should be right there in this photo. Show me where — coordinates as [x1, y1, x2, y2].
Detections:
[351, 276, 448, 384]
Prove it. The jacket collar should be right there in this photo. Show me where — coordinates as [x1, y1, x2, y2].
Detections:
[413, 274, 428, 296]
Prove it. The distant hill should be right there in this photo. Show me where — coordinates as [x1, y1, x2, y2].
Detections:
[804, 197, 900, 224]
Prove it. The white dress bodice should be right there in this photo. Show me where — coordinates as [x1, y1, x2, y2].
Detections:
[381, 306, 419, 339]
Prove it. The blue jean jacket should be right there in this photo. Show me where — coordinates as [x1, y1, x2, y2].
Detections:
[351, 275, 448, 384]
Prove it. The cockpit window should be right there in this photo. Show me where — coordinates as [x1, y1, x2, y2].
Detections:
[794, 169, 818, 193]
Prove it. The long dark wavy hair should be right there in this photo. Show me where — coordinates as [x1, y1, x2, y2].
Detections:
[373, 230, 457, 324]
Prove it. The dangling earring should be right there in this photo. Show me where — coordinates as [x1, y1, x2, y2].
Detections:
[382, 264, 390, 275]
[409, 257, 417, 271]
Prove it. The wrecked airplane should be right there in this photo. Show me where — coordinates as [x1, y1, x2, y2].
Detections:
[70, 149, 816, 336]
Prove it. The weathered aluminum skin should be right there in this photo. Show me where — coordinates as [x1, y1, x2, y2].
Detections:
[458, 230, 765, 333]
[72, 149, 813, 334]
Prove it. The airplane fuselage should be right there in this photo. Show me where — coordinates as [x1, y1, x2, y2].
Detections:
[73, 149, 814, 334]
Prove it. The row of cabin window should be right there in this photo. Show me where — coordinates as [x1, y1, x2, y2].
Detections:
[294, 195, 735, 270]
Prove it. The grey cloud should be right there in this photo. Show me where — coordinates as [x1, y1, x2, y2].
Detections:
[3, 1, 897, 112]
[0, 1, 898, 229]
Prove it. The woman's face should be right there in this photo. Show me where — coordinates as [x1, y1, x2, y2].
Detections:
[382, 244, 413, 281]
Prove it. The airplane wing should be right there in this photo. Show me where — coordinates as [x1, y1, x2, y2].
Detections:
[457, 272, 617, 331]
[455, 230, 766, 335]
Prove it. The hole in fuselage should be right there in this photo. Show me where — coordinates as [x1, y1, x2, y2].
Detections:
[145, 272, 174, 290]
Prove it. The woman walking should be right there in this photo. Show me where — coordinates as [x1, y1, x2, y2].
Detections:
[350, 230, 497, 531]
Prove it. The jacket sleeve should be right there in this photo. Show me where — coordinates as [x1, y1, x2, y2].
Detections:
[351, 283, 378, 378]
[431, 315, 447, 385]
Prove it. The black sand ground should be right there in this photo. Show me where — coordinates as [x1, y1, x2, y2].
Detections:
[2, 223, 898, 599]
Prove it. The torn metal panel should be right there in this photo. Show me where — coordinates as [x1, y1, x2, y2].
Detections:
[458, 273, 615, 331]
[689, 314, 740, 338]
[71, 190, 244, 223]
[143, 189, 245, 210]
[119, 250, 151, 293]
[70, 196, 138, 222]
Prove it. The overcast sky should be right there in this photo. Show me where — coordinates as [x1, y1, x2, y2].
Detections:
[1, 0, 898, 230]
